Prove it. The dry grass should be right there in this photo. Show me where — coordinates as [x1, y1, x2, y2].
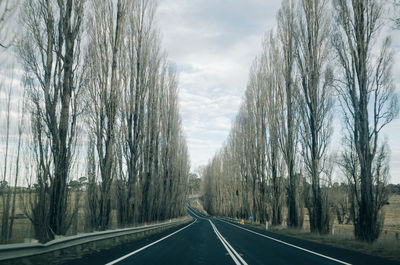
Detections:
[242, 194, 400, 262]
[250, 224, 400, 262]
[0, 191, 156, 244]
[190, 198, 208, 216]
[2, 192, 400, 262]
[0, 192, 35, 243]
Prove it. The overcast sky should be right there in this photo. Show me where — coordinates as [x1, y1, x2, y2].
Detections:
[0, 0, 399, 184]
[156, 0, 400, 183]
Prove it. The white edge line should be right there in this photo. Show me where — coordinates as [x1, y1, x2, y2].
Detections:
[190, 207, 207, 218]
[217, 218, 351, 265]
[187, 208, 201, 219]
[187, 207, 205, 220]
[105, 219, 196, 265]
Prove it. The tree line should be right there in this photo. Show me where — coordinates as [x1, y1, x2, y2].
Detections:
[0, 0, 190, 243]
[202, 0, 398, 243]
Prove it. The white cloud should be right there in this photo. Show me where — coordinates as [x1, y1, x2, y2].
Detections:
[1, 0, 399, 184]
[157, 0, 280, 171]
[157, 0, 400, 183]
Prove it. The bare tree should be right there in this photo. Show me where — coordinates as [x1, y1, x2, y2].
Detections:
[203, 38, 284, 224]
[6, 91, 25, 242]
[85, 139, 98, 231]
[244, 58, 267, 223]
[17, 0, 84, 241]
[276, 0, 302, 228]
[333, 0, 399, 242]
[158, 67, 189, 220]
[295, 0, 333, 234]
[83, 0, 189, 229]
[0, 81, 12, 243]
[85, 0, 126, 231]
[0, 0, 16, 49]
[263, 33, 284, 226]
[392, 0, 400, 28]
[202, 107, 245, 219]
[118, 0, 163, 225]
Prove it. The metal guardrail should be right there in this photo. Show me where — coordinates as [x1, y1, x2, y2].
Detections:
[0, 218, 190, 261]
[218, 216, 241, 224]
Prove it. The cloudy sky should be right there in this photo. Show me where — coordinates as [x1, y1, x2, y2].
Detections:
[156, 0, 400, 183]
[0, 0, 399, 184]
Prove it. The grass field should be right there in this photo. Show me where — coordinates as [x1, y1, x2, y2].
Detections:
[239, 195, 400, 262]
[1, 193, 400, 262]
[0, 191, 136, 244]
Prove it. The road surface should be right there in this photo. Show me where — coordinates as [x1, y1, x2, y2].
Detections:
[61, 206, 400, 265]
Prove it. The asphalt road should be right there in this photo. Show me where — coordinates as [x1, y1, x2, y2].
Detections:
[61, 206, 400, 265]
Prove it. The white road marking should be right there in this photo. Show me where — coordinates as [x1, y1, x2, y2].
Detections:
[190, 208, 207, 218]
[187, 207, 206, 220]
[209, 220, 248, 265]
[217, 218, 352, 265]
[105, 219, 196, 265]
[189, 206, 248, 265]
[209, 220, 242, 265]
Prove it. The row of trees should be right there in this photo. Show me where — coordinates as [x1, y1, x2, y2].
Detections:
[202, 0, 398, 242]
[83, 0, 189, 231]
[0, 0, 190, 243]
[0, 0, 25, 244]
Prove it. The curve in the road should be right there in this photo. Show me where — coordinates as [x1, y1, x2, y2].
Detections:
[58, 204, 400, 265]
[105, 219, 197, 265]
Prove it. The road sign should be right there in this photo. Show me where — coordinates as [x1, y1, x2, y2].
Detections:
[240, 219, 245, 225]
